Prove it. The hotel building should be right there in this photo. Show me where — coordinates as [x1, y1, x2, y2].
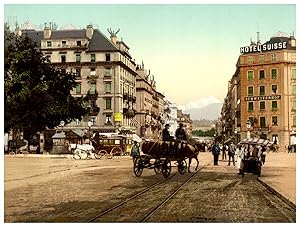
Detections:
[219, 32, 296, 151]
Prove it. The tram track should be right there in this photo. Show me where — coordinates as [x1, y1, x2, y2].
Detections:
[88, 164, 209, 222]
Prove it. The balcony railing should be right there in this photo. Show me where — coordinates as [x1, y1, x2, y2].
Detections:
[86, 90, 98, 100]
[89, 106, 100, 116]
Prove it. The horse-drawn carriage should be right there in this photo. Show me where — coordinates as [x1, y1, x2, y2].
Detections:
[91, 135, 128, 159]
[238, 138, 270, 177]
[133, 140, 199, 179]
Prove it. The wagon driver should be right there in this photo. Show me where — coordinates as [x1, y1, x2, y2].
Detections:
[175, 123, 187, 141]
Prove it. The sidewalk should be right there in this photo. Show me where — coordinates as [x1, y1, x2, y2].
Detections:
[258, 152, 296, 205]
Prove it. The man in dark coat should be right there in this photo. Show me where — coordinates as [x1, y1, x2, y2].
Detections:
[162, 124, 172, 141]
[212, 142, 220, 166]
[175, 123, 187, 141]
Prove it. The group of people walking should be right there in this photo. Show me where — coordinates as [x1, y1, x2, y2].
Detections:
[212, 141, 236, 166]
[211, 140, 267, 175]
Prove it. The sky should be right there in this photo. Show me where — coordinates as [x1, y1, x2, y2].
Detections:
[3, 1, 297, 108]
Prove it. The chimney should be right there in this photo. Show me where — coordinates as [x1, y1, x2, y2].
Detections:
[110, 34, 117, 44]
[86, 24, 93, 39]
[289, 32, 296, 47]
[43, 26, 51, 39]
[256, 32, 261, 45]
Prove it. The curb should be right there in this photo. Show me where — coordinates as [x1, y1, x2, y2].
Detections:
[5, 154, 73, 159]
[257, 178, 296, 209]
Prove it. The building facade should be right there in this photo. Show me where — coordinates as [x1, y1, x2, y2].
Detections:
[135, 64, 164, 140]
[219, 32, 296, 151]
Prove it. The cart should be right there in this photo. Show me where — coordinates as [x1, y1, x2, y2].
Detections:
[133, 140, 196, 179]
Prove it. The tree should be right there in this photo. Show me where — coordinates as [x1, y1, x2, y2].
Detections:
[4, 33, 88, 142]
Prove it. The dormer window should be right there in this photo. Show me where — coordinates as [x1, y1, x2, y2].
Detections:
[105, 54, 111, 61]
[77, 40, 81, 47]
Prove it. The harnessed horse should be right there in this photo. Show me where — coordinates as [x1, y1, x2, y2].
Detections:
[68, 144, 95, 156]
[141, 140, 199, 173]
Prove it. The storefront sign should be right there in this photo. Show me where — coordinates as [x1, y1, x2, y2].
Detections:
[240, 42, 287, 54]
[244, 95, 281, 101]
[114, 113, 123, 122]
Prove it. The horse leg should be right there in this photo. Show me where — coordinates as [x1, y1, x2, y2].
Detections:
[188, 158, 191, 173]
[194, 155, 199, 171]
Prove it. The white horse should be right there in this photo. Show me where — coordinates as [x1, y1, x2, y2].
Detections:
[17, 140, 28, 153]
[68, 144, 95, 158]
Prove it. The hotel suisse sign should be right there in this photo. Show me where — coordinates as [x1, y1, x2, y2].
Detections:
[244, 95, 281, 101]
[240, 41, 287, 54]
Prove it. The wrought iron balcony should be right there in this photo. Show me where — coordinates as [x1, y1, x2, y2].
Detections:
[86, 90, 98, 100]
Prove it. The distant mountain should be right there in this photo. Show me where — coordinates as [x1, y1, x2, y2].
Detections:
[178, 96, 223, 121]
[188, 103, 223, 121]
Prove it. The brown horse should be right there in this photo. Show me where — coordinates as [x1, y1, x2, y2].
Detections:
[141, 140, 199, 173]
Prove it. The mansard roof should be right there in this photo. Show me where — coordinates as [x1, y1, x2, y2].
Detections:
[22, 28, 119, 52]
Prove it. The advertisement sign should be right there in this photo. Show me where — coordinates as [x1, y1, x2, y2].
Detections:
[114, 113, 123, 122]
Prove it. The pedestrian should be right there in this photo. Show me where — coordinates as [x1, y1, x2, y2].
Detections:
[222, 143, 227, 161]
[175, 123, 187, 141]
[212, 142, 220, 166]
[130, 140, 140, 163]
[227, 142, 236, 166]
[235, 144, 245, 175]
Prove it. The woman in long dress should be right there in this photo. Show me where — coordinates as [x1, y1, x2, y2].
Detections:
[236, 144, 245, 175]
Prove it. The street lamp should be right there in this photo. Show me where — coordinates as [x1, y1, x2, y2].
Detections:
[246, 120, 251, 139]
[88, 120, 92, 144]
[59, 121, 65, 133]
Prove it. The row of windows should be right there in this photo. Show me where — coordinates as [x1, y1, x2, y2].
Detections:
[47, 40, 83, 48]
[247, 84, 296, 96]
[248, 115, 296, 128]
[248, 100, 296, 112]
[75, 82, 113, 94]
[57, 53, 111, 63]
[246, 53, 296, 65]
[247, 54, 278, 64]
[247, 85, 278, 96]
[59, 67, 113, 78]
[247, 68, 296, 80]
[248, 101, 279, 111]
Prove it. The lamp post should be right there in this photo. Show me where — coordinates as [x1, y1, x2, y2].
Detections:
[88, 120, 92, 144]
[246, 120, 251, 139]
[59, 121, 65, 133]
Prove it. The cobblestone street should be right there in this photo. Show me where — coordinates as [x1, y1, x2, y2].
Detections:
[4, 152, 296, 222]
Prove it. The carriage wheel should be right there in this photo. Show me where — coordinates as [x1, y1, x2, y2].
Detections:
[73, 150, 81, 160]
[178, 159, 187, 175]
[111, 147, 123, 157]
[134, 157, 144, 177]
[154, 159, 161, 174]
[80, 151, 88, 160]
[96, 150, 108, 159]
[9, 151, 16, 157]
[162, 159, 171, 179]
